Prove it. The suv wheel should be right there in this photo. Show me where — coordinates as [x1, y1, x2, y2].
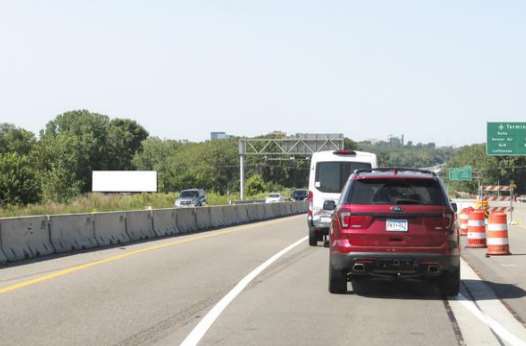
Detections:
[329, 262, 347, 294]
[309, 229, 318, 246]
[438, 268, 460, 297]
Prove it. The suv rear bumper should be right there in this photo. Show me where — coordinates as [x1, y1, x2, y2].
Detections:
[331, 251, 460, 279]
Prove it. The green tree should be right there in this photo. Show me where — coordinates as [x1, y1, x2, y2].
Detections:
[0, 153, 41, 206]
[40, 110, 150, 196]
[106, 118, 149, 170]
[0, 123, 36, 155]
[246, 174, 265, 195]
[34, 134, 85, 202]
[132, 137, 182, 192]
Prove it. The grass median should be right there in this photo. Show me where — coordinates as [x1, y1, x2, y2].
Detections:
[0, 191, 291, 218]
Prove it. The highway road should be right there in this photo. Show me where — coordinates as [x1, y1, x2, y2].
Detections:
[1, 215, 525, 346]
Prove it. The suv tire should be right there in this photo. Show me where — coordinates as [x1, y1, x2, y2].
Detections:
[439, 268, 460, 297]
[329, 262, 347, 294]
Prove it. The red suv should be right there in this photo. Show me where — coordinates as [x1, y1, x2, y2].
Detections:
[328, 168, 460, 296]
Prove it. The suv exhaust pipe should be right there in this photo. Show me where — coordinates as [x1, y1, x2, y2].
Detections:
[427, 265, 439, 273]
[353, 263, 365, 272]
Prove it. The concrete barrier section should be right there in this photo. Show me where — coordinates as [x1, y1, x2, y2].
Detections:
[235, 205, 250, 224]
[0, 247, 7, 264]
[209, 206, 225, 228]
[278, 203, 288, 217]
[49, 214, 98, 253]
[176, 208, 197, 233]
[126, 210, 157, 241]
[287, 202, 294, 215]
[246, 204, 260, 222]
[195, 207, 212, 230]
[255, 204, 266, 220]
[271, 203, 281, 218]
[94, 212, 129, 246]
[0, 216, 54, 261]
[263, 204, 274, 219]
[152, 209, 179, 236]
[0, 202, 305, 266]
[222, 206, 238, 226]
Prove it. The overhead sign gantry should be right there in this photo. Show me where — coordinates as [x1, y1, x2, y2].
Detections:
[238, 134, 344, 199]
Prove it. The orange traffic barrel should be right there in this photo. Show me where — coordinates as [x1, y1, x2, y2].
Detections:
[459, 208, 472, 236]
[467, 210, 486, 248]
[486, 212, 511, 255]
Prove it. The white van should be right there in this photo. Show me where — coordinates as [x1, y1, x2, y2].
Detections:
[307, 150, 377, 246]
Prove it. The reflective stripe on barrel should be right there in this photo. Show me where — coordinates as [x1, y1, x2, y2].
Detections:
[459, 208, 470, 236]
[467, 210, 486, 248]
[487, 212, 510, 255]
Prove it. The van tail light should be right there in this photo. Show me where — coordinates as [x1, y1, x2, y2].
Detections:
[339, 211, 351, 228]
[307, 191, 313, 217]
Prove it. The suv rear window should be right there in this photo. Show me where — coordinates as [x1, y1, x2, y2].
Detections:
[315, 162, 372, 193]
[347, 178, 447, 205]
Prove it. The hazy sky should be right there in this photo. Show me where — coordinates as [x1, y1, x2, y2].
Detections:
[1, 1, 525, 146]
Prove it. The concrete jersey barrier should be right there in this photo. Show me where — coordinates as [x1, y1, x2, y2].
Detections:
[94, 212, 129, 246]
[0, 216, 54, 262]
[0, 246, 7, 264]
[209, 206, 225, 228]
[176, 208, 197, 233]
[235, 205, 250, 224]
[246, 204, 260, 222]
[221, 206, 238, 226]
[0, 202, 306, 265]
[152, 209, 179, 236]
[49, 213, 98, 253]
[195, 207, 212, 230]
[126, 210, 157, 241]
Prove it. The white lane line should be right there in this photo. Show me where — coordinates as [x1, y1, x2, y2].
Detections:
[180, 236, 308, 346]
[453, 258, 526, 346]
[456, 294, 526, 346]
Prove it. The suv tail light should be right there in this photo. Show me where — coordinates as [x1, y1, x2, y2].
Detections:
[339, 211, 351, 228]
[338, 210, 373, 230]
[443, 211, 455, 231]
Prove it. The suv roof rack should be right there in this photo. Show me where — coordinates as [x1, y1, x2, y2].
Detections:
[353, 168, 438, 177]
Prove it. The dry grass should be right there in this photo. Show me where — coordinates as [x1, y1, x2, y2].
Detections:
[0, 190, 290, 218]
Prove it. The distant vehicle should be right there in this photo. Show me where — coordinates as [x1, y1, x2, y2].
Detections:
[307, 150, 377, 246]
[327, 168, 460, 296]
[291, 189, 308, 201]
[175, 189, 207, 207]
[265, 193, 283, 204]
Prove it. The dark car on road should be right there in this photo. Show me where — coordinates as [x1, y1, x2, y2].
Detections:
[327, 168, 460, 296]
[291, 189, 308, 201]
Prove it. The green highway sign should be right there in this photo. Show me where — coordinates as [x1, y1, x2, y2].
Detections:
[449, 166, 472, 181]
[487, 122, 526, 156]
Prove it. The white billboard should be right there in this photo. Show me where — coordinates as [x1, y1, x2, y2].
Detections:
[92, 171, 157, 192]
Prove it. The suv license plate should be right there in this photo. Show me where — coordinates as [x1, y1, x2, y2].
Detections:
[386, 219, 408, 232]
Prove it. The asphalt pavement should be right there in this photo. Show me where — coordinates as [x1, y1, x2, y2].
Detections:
[0, 215, 525, 346]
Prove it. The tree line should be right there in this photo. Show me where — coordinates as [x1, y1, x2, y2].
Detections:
[5, 109, 514, 208]
[0, 110, 312, 207]
[443, 144, 526, 195]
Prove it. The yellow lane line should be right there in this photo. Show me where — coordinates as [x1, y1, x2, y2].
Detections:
[0, 217, 299, 295]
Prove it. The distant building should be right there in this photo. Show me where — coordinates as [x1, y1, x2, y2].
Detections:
[210, 132, 230, 140]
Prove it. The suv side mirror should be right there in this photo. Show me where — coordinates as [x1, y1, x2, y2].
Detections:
[323, 200, 337, 211]
[451, 202, 458, 213]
